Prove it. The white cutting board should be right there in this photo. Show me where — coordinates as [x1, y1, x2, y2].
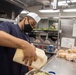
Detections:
[13, 48, 47, 69]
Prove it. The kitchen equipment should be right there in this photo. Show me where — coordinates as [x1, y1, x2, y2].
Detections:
[13, 48, 47, 69]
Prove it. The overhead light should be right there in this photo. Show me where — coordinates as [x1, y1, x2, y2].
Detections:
[51, 0, 76, 6]
[71, 0, 76, 2]
[53, 17, 59, 19]
[63, 9, 76, 12]
[39, 9, 60, 13]
[51, 1, 68, 6]
[20, 10, 29, 14]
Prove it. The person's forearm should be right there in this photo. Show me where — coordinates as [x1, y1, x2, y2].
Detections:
[0, 31, 30, 49]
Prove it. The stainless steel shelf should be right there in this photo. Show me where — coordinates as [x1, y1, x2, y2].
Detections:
[32, 42, 51, 45]
[0, 18, 16, 23]
[32, 30, 58, 33]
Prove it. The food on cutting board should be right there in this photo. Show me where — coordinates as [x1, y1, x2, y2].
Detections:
[58, 53, 68, 58]
[66, 53, 76, 61]
[59, 49, 65, 53]
[67, 49, 74, 53]
[73, 48, 76, 53]
[57, 48, 76, 62]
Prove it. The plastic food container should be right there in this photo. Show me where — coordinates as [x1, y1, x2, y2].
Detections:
[13, 48, 47, 69]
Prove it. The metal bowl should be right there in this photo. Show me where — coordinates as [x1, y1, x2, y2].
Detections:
[27, 70, 50, 75]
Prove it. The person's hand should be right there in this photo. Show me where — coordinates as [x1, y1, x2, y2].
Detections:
[22, 44, 37, 66]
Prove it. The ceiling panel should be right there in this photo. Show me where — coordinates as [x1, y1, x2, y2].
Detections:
[6, 0, 42, 8]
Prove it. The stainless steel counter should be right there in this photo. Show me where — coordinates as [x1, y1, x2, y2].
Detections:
[41, 56, 76, 75]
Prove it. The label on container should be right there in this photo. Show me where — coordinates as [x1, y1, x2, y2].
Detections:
[48, 45, 54, 52]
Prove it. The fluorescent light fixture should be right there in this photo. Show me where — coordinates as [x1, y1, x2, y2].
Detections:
[51, 1, 68, 6]
[51, 0, 76, 6]
[21, 10, 29, 14]
[53, 17, 59, 19]
[71, 0, 76, 2]
[63, 9, 76, 12]
[39, 9, 60, 13]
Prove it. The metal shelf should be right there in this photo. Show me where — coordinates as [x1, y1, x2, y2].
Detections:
[0, 18, 16, 23]
[32, 30, 58, 33]
[32, 42, 51, 45]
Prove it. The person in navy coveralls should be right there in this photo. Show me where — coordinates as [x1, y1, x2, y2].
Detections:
[0, 12, 41, 75]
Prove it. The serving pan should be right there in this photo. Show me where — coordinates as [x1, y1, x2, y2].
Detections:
[26, 70, 56, 75]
